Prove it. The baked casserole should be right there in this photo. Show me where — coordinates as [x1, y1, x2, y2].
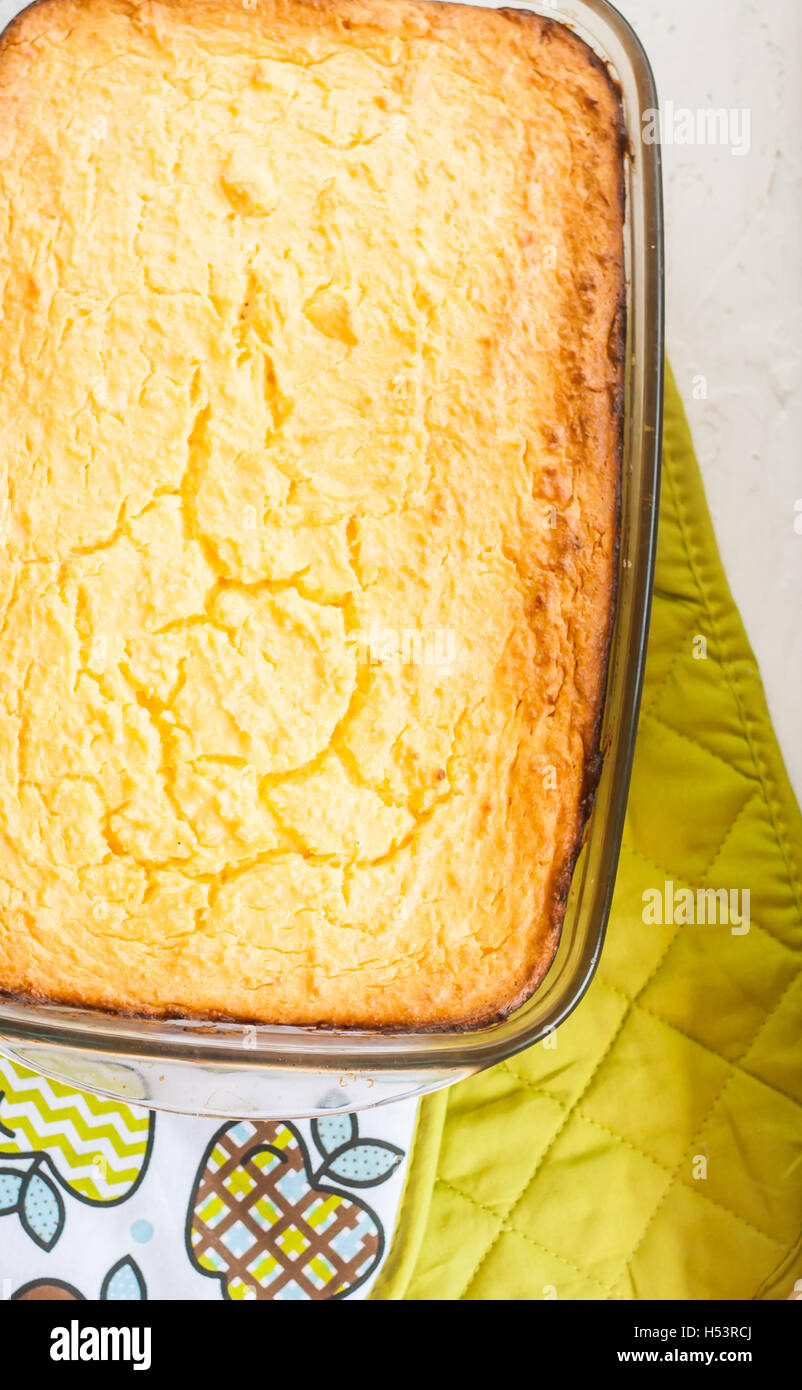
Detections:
[0, 0, 625, 1026]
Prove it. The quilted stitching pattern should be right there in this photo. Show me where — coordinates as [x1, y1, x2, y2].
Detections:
[397, 371, 802, 1301]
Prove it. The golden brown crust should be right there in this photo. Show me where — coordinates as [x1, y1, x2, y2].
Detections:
[0, 0, 624, 1028]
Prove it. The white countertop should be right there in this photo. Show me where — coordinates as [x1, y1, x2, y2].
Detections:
[616, 0, 802, 803]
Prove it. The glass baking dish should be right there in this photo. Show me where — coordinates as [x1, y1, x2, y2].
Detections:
[0, 0, 663, 1117]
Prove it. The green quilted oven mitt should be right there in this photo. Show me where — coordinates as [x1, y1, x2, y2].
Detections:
[373, 367, 802, 1302]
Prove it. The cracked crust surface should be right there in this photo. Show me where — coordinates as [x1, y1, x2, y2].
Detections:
[0, 0, 624, 1026]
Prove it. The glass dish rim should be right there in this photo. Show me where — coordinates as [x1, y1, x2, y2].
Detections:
[0, 0, 664, 1078]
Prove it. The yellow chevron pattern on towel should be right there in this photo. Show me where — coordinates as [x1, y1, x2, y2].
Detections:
[0, 1055, 153, 1203]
